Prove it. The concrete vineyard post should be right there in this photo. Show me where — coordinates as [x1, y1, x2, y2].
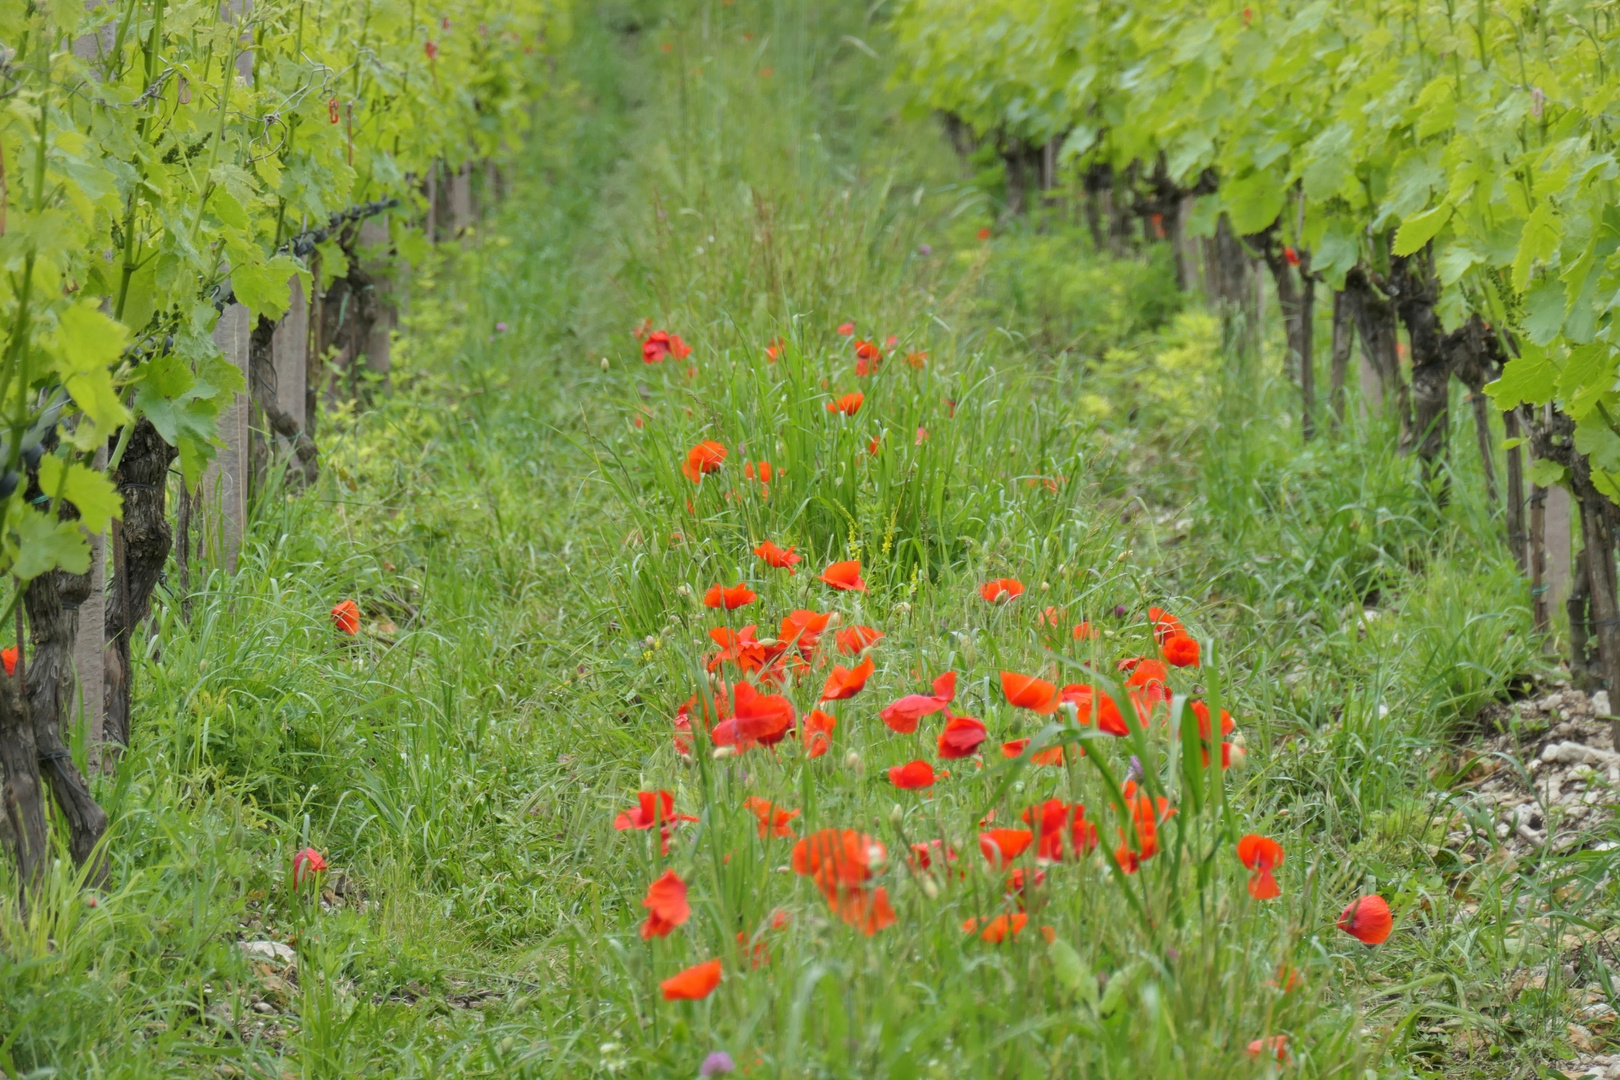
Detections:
[202, 304, 251, 573]
[360, 218, 394, 387]
[1546, 484, 1573, 631]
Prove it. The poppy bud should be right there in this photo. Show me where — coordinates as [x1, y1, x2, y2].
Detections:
[889, 803, 905, 826]
[1040, 581, 1050, 591]
[713, 746, 736, 760]
[676, 584, 692, 599]
[600, 357, 610, 371]
[919, 876, 939, 900]
[844, 750, 864, 774]
[1226, 743, 1248, 770]
[895, 602, 911, 615]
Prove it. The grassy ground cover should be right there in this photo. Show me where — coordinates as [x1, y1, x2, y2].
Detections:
[0, 2, 1610, 1078]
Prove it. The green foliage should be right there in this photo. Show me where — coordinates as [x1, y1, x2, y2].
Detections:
[0, 0, 569, 581]
[888, 0, 1620, 498]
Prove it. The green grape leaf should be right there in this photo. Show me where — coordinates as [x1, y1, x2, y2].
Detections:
[1224, 170, 1285, 236]
[1486, 343, 1558, 409]
[1301, 123, 1353, 201]
[49, 301, 132, 430]
[1436, 241, 1482, 286]
[1521, 277, 1568, 345]
[1312, 221, 1359, 288]
[52, 300, 128, 374]
[12, 507, 90, 581]
[1393, 204, 1451, 257]
[1526, 458, 1567, 487]
[37, 454, 122, 533]
[231, 254, 306, 325]
[1512, 203, 1562, 292]
[1575, 417, 1620, 474]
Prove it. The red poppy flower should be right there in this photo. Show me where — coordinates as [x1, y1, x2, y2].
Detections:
[1247, 1036, 1290, 1064]
[836, 322, 855, 336]
[855, 338, 882, 366]
[779, 609, 833, 654]
[1072, 622, 1096, 640]
[1000, 671, 1059, 714]
[979, 828, 1034, 868]
[1338, 895, 1393, 944]
[792, 829, 894, 933]
[1162, 633, 1200, 668]
[702, 583, 757, 610]
[802, 708, 836, 758]
[707, 625, 767, 673]
[681, 440, 727, 483]
[1147, 607, 1185, 645]
[880, 671, 956, 733]
[835, 625, 883, 654]
[826, 392, 864, 416]
[616, 790, 682, 831]
[963, 912, 1027, 943]
[661, 958, 722, 1000]
[642, 330, 693, 364]
[835, 885, 896, 935]
[1115, 786, 1175, 869]
[1268, 964, 1303, 992]
[1121, 657, 1169, 688]
[980, 578, 1025, 603]
[820, 656, 875, 701]
[908, 839, 958, 874]
[1, 647, 16, 677]
[290, 847, 327, 889]
[1004, 867, 1046, 903]
[937, 715, 988, 759]
[889, 760, 938, 789]
[1021, 800, 1099, 862]
[754, 540, 801, 571]
[743, 796, 800, 839]
[764, 337, 784, 362]
[1059, 684, 1129, 736]
[1001, 739, 1064, 766]
[1191, 700, 1238, 767]
[1283, 245, 1300, 267]
[641, 869, 690, 938]
[906, 351, 927, 368]
[1236, 834, 1284, 900]
[331, 599, 360, 635]
[818, 559, 867, 592]
[977, 227, 991, 241]
[711, 682, 795, 750]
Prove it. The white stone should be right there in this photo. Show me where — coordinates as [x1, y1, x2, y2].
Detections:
[1594, 690, 1612, 715]
[238, 940, 295, 966]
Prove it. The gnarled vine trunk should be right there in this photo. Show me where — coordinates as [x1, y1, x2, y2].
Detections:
[104, 419, 176, 759]
[24, 568, 108, 882]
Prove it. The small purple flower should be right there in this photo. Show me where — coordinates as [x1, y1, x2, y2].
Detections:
[495, 322, 509, 333]
[700, 1051, 735, 1077]
[1531, 87, 1544, 120]
[1112, 604, 1127, 618]
[917, 243, 932, 256]
[1126, 755, 1143, 783]
[1165, 946, 1180, 964]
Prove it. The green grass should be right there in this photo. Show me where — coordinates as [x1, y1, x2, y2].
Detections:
[1, 1, 1612, 1078]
